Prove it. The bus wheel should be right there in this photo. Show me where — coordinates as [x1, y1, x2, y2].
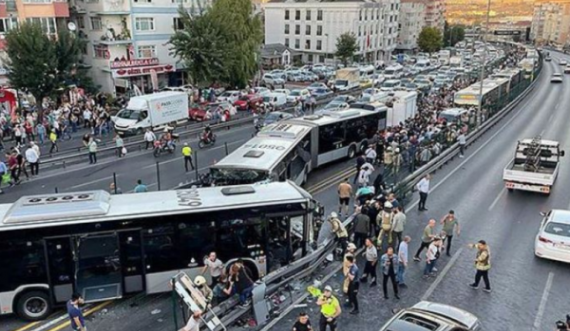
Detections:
[347, 146, 356, 159]
[16, 291, 52, 321]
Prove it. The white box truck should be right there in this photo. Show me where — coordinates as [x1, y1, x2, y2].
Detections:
[386, 91, 418, 127]
[503, 137, 565, 195]
[112, 91, 189, 135]
[334, 68, 360, 91]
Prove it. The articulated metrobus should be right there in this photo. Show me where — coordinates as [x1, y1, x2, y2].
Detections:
[210, 107, 388, 186]
[0, 182, 320, 320]
[453, 77, 510, 108]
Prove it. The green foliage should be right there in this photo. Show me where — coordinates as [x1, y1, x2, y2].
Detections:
[443, 22, 465, 47]
[418, 27, 443, 54]
[335, 33, 358, 66]
[4, 22, 95, 116]
[169, 0, 263, 88]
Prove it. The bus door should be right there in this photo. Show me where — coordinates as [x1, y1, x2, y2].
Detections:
[118, 230, 145, 294]
[74, 233, 123, 302]
[44, 237, 75, 305]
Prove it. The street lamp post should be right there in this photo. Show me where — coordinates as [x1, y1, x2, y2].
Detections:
[477, 0, 491, 128]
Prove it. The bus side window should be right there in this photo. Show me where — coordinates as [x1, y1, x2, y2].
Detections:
[143, 225, 177, 272]
[0, 238, 46, 294]
[319, 122, 345, 153]
[176, 221, 216, 266]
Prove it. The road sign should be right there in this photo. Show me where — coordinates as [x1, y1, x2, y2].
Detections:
[493, 30, 522, 36]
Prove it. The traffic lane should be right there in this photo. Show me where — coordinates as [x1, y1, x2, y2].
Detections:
[0, 124, 255, 202]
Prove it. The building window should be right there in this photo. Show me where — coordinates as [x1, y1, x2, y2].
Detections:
[306, 10, 311, 20]
[285, 38, 289, 47]
[93, 45, 109, 59]
[284, 24, 289, 34]
[26, 17, 56, 34]
[76, 16, 85, 29]
[305, 40, 311, 50]
[308, 54, 313, 62]
[316, 25, 322, 36]
[285, 10, 289, 20]
[295, 24, 300, 35]
[294, 39, 300, 49]
[359, 11, 362, 21]
[319, 55, 324, 63]
[295, 10, 300, 20]
[358, 26, 361, 36]
[173, 17, 184, 31]
[317, 10, 323, 20]
[135, 17, 155, 31]
[90, 17, 102, 31]
[306, 25, 311, 35]
[0, 18, 18, 34]
[364, 9, 368, 20]
[316, 40, 322, 50]
[137, 45, 156, 58]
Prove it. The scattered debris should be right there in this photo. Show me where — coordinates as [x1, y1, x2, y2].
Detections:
[151, 309, 161, 315]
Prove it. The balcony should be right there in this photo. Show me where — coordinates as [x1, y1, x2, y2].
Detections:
[95, 17, 132, 45]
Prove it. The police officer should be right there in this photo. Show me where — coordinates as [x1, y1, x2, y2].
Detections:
[317, 285, 341, 331]
[182, 143, 195, 171]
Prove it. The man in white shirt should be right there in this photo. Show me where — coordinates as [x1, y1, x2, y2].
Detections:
[25, 146, 40, 176]
[416, 174, 431, 211]
[179, 310, 201, 331]
[201, 252, 224, 287]
[397, 236, 410, 287]
[144, 129, 156, 150]
[457, 132, 466, 158]
[365, 146, 377, 164]
[423, 237, 441, 279]
[357, 164, 374, 187]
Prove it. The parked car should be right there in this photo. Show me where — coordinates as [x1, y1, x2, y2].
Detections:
[535, 209, 570, 263]
[311, 87, 333, 99]
[262, 111, 294, 126]
[287, 71, 303, 82]
[234, 94, 263, 111]
[287, 88, 311, 103]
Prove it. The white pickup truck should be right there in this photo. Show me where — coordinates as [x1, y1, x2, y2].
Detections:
[503, 138, 565, 195]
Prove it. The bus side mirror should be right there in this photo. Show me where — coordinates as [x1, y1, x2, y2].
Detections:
[561, 150, 565, 157]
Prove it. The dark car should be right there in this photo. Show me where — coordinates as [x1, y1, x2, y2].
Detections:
[234, 94, 262, 111]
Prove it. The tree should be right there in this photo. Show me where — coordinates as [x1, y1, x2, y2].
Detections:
[418, 27, 443, 54]
[335, 33, 358, 66]
[170, 0, 263, 88]
[443, 22, 465, 47]
[4, 23, 92, 119]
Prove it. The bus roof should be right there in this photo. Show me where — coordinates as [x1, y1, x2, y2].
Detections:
[286, 108, 383, 127]
[0, 182, 311, 231]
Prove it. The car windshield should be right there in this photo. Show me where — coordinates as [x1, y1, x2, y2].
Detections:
[545, 222, 570, 237]
[416, 79, 430, 85]
[439, 113, 458, 122]
[117, 109, 141, 120]
[263, 96, 273, 102]
[290, 90, 301, 96]
[221, 92, 232, 97]
[385, 69, 397, 75]
[325, 102, 343, 109]
[335, 80, 348, 86]
[310, 83, 321, 88]
[315, 89, 328, 93]
[383, 81, 399, 87]
[265, 112, 285, 121]
[210, 168, 269, 186]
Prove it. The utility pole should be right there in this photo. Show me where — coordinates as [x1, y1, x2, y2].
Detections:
[477, 0, 491, 128]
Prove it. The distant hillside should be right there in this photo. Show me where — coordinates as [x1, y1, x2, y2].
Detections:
[445, 0, 534, 25]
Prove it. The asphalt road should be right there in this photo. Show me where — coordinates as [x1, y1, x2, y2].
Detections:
[3, 53, 570, 331]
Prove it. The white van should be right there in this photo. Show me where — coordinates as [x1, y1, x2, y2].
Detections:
[438, 107, 469, 125]
[262, 92, 288, 109]
[383, 65, 403, 79]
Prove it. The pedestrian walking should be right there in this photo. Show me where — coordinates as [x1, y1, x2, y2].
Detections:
[36, 122, 46, 145]
[67, 294, 86, 331]
[365, 146, 377, 164]
[337, 178, 353, 217]
[357, 164, 374, 187]
[440, 210, 460, 256]
[353, 206, 370, 248]
[25, 144, 39, 176]
[87, 138, 98, 164]
[360, 238, 378, 286]
[317, 285, 341, 331]
[329, 212, 348, 253]
[109, 182, 123, 194]
[16, 148, 29, 180]
[144, 129, 156, 149]
[413, 219, 436, 261]
[380, 247, 400, 300]
[179, 310, 201, 331]
[293, 312, 312, 331]
[423, 237, 441, 278]
[114, 134, 125, 157]
[353, 154, 365, 184]
[345, 255, 359, 314]
[457, 132, 466, 158]
[182, 143, 195, 171]
[416, 174, 431, 211]
[342, 243, 357, 295]
[0, 160, 7, 194]
[468, 240, 491, 292]
[201, 251, 224, 287]
[134, 179, 148, 193]
[392, 206, 406, 248]
[397, 236, 410, 287]
[6, 151, 19, 185]
[49, 130, 59, 153]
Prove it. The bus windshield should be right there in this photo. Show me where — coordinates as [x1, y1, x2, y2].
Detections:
[210, 167, 270, 185]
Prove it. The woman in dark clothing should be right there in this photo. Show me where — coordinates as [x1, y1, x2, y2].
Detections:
[229, 263, 254, 307]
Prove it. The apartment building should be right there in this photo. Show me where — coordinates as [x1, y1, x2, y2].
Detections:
[0, 0, 70, 85]
[69, 0, 210, 94]
[263, 0, 395, 65]
[531, 1, 570, 46]
[378, 0, 399, 61]
[396, 0, 425, 52]
[424, 0, 444, 32]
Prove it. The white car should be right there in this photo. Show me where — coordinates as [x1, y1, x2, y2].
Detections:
[273, 88, 290, 96]
[535, 209, 570, 263]
[287, 89, 310, 103]
[551, 73, 563, 83]
[216, 90, 241, 103]
[559, 60, 568, 66]
[565, 65, 570, 74]
[253, 86, 271, 96]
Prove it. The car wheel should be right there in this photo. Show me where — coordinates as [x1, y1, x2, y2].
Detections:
[16, 291, 51, 321]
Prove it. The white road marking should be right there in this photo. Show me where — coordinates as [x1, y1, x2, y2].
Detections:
[421, 247, 464, 301]
[70, 175, 114, 189]
[488, 187, 506, 211]
[28, 312, 69, 331]
[533, 272, 554, 331]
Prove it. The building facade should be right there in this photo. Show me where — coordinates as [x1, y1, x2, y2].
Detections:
[424, 0, 444, 32]
[69, 0, 210, 94]
[396, 0, 425, 52]
[531, 1, 570, 46]
[263, 0, 396, 65]
[378, 0, 399, 61]
[0, 0, 70, 85]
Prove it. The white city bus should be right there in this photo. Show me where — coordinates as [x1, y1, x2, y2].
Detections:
[0, 182, 319, 320]
[453, 77, 509, 108]
[210, 107, 388, 186]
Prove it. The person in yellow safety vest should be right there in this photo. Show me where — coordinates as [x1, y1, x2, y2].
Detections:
[182, 143, 195, 172]
[194, 275, 213, 307]
[317, 285, 341, 331]
[468, 240, 491, 293]
[49, 131, 58, 154]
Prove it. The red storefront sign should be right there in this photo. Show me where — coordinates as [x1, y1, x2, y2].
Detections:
[110, 58, 160, 70]
[112, 64, 175, 78]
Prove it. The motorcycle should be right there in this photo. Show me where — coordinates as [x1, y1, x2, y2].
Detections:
[153, 140, 176, 157]
[198, 133, 217, 149]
